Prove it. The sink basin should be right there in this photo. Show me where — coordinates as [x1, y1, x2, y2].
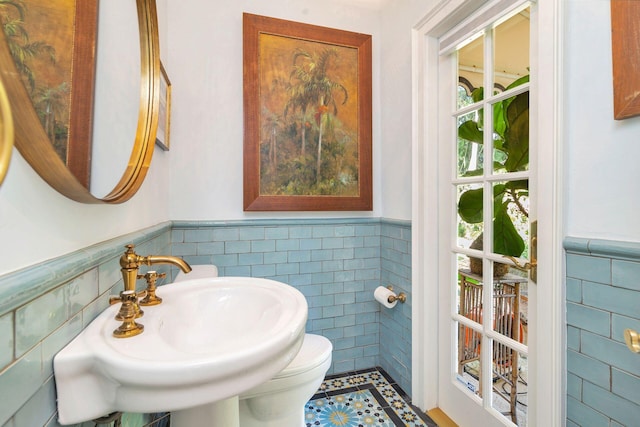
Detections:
[54, 277, 307, 425]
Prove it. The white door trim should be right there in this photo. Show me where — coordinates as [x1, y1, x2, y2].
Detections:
[410, 0, 565, 425]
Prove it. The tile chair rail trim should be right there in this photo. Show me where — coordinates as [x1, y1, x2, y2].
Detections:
[0, 222, 172, 316]
[171, 217, 407, 229]
[565, 236, 640, 261]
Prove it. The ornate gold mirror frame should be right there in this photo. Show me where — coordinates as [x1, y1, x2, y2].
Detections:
[0, 0, 160, 203]
[0, 75, 13, 186]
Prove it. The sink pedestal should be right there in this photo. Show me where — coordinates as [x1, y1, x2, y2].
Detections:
[171, 397, 240, 427]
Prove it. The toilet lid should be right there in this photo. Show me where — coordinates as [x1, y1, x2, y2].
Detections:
[275, 334, 332, 378]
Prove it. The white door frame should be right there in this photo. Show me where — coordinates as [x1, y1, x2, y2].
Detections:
[410, 0, 565, 425]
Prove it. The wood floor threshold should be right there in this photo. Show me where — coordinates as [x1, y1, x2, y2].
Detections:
[427, 408, 459, 427]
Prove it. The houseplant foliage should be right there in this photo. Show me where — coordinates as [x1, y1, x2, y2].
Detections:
[457, 75, 529, 261]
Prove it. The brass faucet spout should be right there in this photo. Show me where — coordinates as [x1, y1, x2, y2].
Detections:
[144, 255, 192, 274]
[119, 244, 192, 292]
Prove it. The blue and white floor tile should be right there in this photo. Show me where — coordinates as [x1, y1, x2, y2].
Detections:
[305, 367, 438, 427]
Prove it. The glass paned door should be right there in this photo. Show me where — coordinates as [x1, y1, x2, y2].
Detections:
[449, 5, 531, 426]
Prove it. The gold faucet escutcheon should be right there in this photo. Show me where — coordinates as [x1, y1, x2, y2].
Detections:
[109, 290, 145, 338]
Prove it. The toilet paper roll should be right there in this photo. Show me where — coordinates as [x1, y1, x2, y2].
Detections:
[374, 286, 398, 309]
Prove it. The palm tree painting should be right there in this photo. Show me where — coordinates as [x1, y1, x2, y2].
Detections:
[0, 0, 97, 186]
[244, 13, 372, 211]
[258, 33, 359, 197]
[1, 0, 71, 157]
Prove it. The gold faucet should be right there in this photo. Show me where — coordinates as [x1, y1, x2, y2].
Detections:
[108, 244, 192, 336]
[120, 244, 192, 293]
[109, 245, 192, 338]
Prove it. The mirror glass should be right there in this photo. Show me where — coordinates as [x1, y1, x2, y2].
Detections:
[0, 0, 160, 204]
[91, 0, 141, 198]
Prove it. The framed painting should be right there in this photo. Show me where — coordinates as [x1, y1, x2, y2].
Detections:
[1, 0, 98, 186]
[155, 61, 171, 151]
[611, 0, 640, 120]
[243, 13, 372, 211]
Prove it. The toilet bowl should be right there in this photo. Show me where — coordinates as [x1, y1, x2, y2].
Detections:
[239, 333, 332, 427]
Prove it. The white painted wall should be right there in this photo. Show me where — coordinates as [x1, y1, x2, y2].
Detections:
[0, 148, 169, 275]
[564, 0, 640, 241]
[379, 1, 430, 220]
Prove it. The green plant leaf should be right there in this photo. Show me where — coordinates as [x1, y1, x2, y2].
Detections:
[458, 120, 483, 144]
[493, 183, 506, 214]
[458, 187, 483, 223]
[458, 183, 510, 224]
[493, 204, 525, 256]
[461, 168, 483, 178]
[506, 74, 530, 90]
[472, 87, 484, 123]
[503, 91, 529, 172]
[505, 179, 529, 191]
[472, 87, 484, 103]
[493, 100, 506, 138]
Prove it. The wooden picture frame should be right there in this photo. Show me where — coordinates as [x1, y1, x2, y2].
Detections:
[611, 0, 640, 120]
[243, 13, 372, 211]
[155, 61, 171, 150]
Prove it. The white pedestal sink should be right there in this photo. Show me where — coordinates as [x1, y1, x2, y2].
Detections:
[53, 277, 307, 426]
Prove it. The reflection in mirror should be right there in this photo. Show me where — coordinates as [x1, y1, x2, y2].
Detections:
[91, 0, 141, 198]
[0, 76, 13, 185]
[0, 0, 97, 187]
[0, 0, 160, 203]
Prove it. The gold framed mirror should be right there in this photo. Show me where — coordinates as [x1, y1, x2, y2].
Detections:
[0, 75, 14, 186]
[0, 0, 160, 203]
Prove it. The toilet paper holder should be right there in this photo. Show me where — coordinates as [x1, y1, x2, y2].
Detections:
[386, 286, 406, 304]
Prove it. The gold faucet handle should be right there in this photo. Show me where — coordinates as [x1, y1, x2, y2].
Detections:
[109, 289, 147, 305]
[138, 271, 167, 306]
[109, 289, 147, 320]
[137, 271, 167, 281]
[112, 290, 144, 338]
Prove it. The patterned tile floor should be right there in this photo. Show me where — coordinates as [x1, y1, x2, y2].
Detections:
[305, 367, 438, 427]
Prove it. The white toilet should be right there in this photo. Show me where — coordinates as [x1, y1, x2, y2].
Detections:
[238, 333, 333, 427]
